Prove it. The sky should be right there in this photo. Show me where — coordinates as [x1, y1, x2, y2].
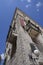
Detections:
[0, 0, 43, 65]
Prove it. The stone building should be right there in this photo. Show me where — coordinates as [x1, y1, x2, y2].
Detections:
[3, 8, 43, 65]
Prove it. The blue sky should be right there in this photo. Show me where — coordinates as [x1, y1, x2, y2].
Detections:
[0, 0, 43, 64]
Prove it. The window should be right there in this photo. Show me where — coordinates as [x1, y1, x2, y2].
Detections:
[11, 36, 17, 58]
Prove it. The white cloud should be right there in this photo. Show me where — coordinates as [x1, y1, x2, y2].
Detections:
[21, 0, 31, 3]
[27, 0, 31, 3]
[36, 2, 42, 12]
[25, 4, 31, 8]
[37, 9, 39, 12]
[1, 53, 5, 60]
[25, 5, 29, 8]
[36, 2, 41, 7]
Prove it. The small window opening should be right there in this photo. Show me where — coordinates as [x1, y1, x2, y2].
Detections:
[11, 36, 17, 58]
